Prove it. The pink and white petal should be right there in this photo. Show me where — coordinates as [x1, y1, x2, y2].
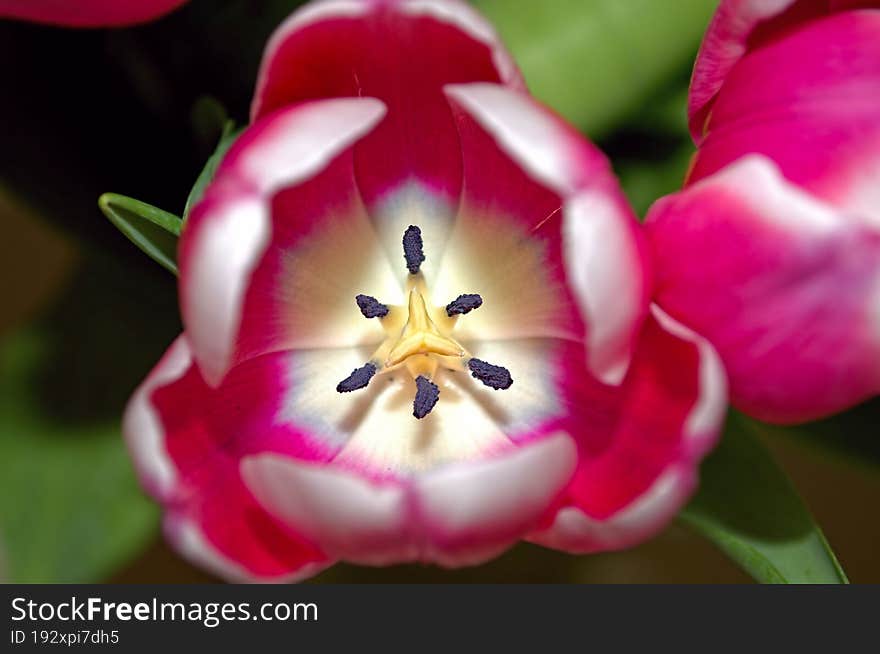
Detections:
[412, 432, 577, 566]
[163, 492, 331, 584]
[233, 152, 402, 365]
[690, 10, 880, 226]
[442, 83, 650, 384]
[127, 343, 340, 581]
[689, 0, 880, 142]
[250, 0, 524, 207]
[241, 456, 415, 566]
[244, 433, 576, 567]
[532, 308, 726, 553]
[123, 335, 191, 502]
[179, 98, 387, 386]
[647, 155, 880, 423]
[530, 467, 694, 554]
[0, 0, 187, 26]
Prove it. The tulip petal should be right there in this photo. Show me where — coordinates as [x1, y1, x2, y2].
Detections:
[0, 0, 187, 27]
[411, 432, 576, 566]
[240, 456, 413, 567]
[530, 307, 726, 553]
[647, 155, 880, 423]
[123, 336, 190, 502]
[124, 337, 332, 582]
[179, 97, 387, 385]
[242, 433, 575, 567]
[442, 83, 650, 385]
[690, 9, 880, 226]
[251, 0, 524, 208]
[688, 0, 880, 142]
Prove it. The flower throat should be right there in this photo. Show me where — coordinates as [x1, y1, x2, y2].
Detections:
[336, 225, 513, 419]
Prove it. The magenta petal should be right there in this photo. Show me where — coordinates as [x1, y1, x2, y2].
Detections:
[647, 156, 880, 423]
[0, 0, 187, 26]
[250, 0, 524, 207]
[124, 337, 333, 582]
[531, 308, 726, 553]
[690, 10, 880, 224]
[445, 83, 651, 384]
[689, 1, 880, 142]
[690, 0, 808, 142]
[242, 434, 576, 567]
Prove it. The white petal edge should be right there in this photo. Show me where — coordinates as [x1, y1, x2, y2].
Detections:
[447, 82, 648, 384]
[686, 154, 847, 233]
[243, 434, 577, 567]
[564, 191, 645, 385]
[241, 455, 417, 567]
[529, 465, 694, 554]
[650, 305, 728, 444]
[164, 514, 331, 584]
[236, 98, 387, 195]
[445, 82, 585, 196]
[412, 432, 577, 567]
[122, 335, 191, 501]
[182, 98, 387, 386]
[182, 196, 269, 386]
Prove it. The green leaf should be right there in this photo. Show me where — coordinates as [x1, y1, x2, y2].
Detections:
[0, 330, 159, 583]
[98, 193, 181, 275]
[183, 121, 242, 223]
[97, 122, 240, 276]
[681, 413, 848, 584]
[473, 0, 718, 136]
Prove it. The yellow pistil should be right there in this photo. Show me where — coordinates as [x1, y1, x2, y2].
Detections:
[368, 278, 469, 381]
[387, 291, 463, 365]
[336, 225, 512, 418]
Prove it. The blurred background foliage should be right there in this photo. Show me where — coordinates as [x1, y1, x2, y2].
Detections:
[0, 0, 877, 584]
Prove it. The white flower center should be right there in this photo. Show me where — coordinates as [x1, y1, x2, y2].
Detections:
[336, 225, 512, 419]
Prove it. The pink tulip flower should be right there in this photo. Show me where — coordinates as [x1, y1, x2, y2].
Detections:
[125, 0, 726, 582]
[647, 1, 880, 424]
[0, 0, 188, 26]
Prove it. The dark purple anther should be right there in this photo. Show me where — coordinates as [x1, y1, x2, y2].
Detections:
[336, 363, 377, 393]
[446, 294, 483, 316]
[413, 375, 440, 419]
[468, 359, 513, 390]
[402, 225, 425, 274]
[356, 294, 389, 319]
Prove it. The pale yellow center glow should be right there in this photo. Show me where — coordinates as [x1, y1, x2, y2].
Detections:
[368, 273, 471, 381]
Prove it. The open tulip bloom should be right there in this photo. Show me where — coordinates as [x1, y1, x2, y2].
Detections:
[647, 0, 880, 425]
[119, 0, 727, 582]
